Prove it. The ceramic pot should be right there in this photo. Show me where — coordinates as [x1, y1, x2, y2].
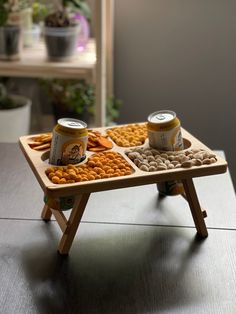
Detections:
[23, 24, 41, 47]
[0, 95, 31, 142]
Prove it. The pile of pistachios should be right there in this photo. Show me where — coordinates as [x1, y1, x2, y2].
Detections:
[126, 147, 217, 172]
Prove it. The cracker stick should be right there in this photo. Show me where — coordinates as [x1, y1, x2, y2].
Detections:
[28, 141, 44, 148]
[42, 136, 52, 144]
[33, 143, 51, 150]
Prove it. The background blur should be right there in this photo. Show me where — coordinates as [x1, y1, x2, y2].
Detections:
[114, 0, 236, 188]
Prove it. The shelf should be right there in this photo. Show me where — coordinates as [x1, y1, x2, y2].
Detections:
[0, 39, 96, 81]
[0, 0, 114, 127]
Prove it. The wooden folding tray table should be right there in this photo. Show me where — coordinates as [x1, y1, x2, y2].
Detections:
[19, 126, 227, 255]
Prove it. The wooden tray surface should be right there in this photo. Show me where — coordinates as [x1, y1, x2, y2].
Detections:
[19, 125, 227, 198]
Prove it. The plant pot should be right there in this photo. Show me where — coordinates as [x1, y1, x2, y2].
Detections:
[0, 95, 31, 142]
[21, 8, 33, 29]
[44, 26, 80, 61]
[0, 26, 22, 61]
[23, 24, 41, 47]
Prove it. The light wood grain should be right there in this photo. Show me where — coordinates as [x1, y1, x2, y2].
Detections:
[50, 209, 68, 233]
[41, 204, 52, 221]
[58, 193, 90, 254]
[182, 178, 208, 237]
[19, 126, 228, 198]
[95, 0, 107, 126]
[0, 39, 96, 81]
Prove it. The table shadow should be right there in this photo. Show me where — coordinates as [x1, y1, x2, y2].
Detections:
[21, 221, 207, 314]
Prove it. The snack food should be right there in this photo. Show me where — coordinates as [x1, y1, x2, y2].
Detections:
[46, 151, 133, 184]
[28, 133, 52, 150]
[87, 130, 113, 151]
[126, 147, 217, 172]
[106, 123, 147, 147]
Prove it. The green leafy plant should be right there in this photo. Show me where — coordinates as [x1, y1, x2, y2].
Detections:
[0, 0, 32, 26]
[40, 79, 95, 118]
[0, 0, 8, 26]
[64, 0, 91, 22]
[44, 0, 91, 27]
[0, 0, 23, 26]
[32, 1, 49, 24]
[0, 83, 21, 110]
[40, 78, 122, 124]
[19, 0, 32, 10]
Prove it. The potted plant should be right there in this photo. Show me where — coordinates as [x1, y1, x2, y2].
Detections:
[32, 1, 50, 26]
[0, 0, 22, 60]
[43, 0, 83, 61]
[41, 78, 122, 126]
[40, 78, 95, 124]
[0, 82, 31, 142]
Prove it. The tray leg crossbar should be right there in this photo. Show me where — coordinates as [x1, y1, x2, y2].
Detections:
[182, 178, 208, 238]
[41, 193, 90, 255]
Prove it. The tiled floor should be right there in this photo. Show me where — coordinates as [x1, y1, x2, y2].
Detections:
[1, 145, 236, 313]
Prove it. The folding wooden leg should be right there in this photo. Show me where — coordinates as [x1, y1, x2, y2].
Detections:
[181, 192, 207, 218]
[182, 178, 208, 238]
[58, 193, 90, 255]
[41, 204, 52, 221]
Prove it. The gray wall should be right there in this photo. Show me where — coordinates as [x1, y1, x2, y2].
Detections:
[114, 0, 236, 188]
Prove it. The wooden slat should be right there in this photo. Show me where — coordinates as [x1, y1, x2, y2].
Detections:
[0, 39, 96, 81]
[41, 204, 68, 232]
[58, 193, 90, 254]
[50, 208, 68, 233]
[106, 0, 114, 98]
[41, 204, 52, 221]
[95, 0, 107, 126]
[181, 192, 207, 218]
[182, 178, 208, 237]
